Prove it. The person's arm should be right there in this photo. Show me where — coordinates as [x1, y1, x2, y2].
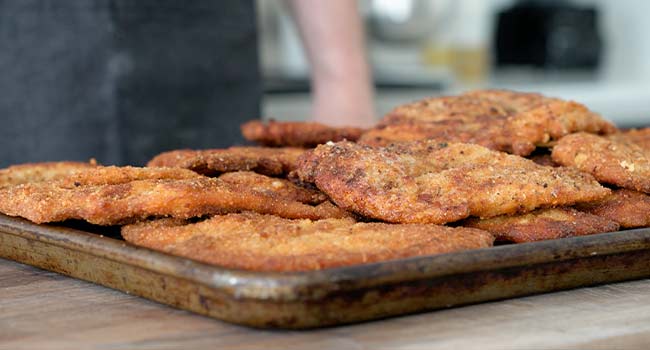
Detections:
[287, 0, 376, 127]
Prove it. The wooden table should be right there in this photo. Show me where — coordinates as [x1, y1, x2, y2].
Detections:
[2, 257, 650, 350]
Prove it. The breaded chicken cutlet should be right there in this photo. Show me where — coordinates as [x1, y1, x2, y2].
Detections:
[577, 189, 650, 228]
[469, 90, 616, 153]
[54, 165, 201, 186]
[241, 120, 365, 148]
[147, 146, 304, 176]
[0, 166, 349, 225]
[462, 207, 619, 243]
[218, 171, 328, 205]
[358, 117, 512, 152]
[294, 141, 610, 224]
[359, 90, 616, 156]
[358, 95, 513, 150]
[377, 95, 510, 126]
[552, 132, 650, 193]
[0, 160, 97, 187]
[121, 212, 494, 271]
[607, 128, 650, 154]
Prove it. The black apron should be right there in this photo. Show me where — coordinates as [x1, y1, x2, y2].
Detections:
[0, 0, 260, 167]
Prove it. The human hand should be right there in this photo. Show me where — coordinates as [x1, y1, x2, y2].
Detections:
[288, 0, 376, 128]
[311, 73, 376, 128]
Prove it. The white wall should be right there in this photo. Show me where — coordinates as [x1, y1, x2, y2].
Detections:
[590, 0, 650, 81]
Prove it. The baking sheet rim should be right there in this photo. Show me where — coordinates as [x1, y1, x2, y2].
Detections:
[2, 213, 650, 302]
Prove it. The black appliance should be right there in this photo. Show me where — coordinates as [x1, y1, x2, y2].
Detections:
[495, 0, 602, 70]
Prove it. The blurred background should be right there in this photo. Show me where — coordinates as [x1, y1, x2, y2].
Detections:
[258, 0, 650, 127]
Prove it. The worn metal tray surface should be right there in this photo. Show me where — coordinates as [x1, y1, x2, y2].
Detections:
[2, 213, 650, 329]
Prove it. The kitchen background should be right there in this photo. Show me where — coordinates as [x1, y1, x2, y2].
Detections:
[257, 0, 650, 127]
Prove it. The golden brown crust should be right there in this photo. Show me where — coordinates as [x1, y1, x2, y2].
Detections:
[55, 166, 202, 187]
[380, 95, 509, 126]
[121, 212, 494, 271]
[607, 128, 650, 154]
[294, 141, 610, 224]
[360, 90, 616, 156]
[0, 168, 350, 225]
[0, 161, 98, 188]
[552, 132, 650, 193]
[360, 94, 513, 150]
[241, 120, 365, 147]
[577, 189, 650, 228]
[462, 207, 619, 243]
[218, 171, 328, 205]
[462, 89, 553, 113]
[505, 99, 617, 156]
[147, 146, 305, 176]
[358, 117, 512, 151]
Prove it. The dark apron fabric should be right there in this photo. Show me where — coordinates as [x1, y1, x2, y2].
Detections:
[0, 0, 260, 167]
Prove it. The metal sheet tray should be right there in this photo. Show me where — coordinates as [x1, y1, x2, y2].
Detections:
[2, 213, 650, 329]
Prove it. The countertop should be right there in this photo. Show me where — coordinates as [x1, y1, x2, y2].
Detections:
[3, 257, 650, 350]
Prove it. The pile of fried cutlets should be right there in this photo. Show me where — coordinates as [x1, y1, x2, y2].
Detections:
[2, 89, 649, 272]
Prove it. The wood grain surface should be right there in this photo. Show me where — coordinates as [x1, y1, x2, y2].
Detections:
[2, 258, 650, 349]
